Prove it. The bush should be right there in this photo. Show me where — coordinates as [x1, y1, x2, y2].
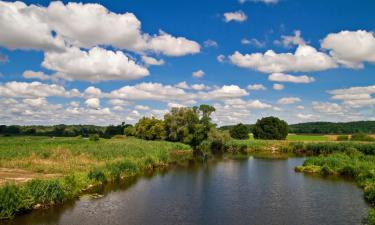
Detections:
[88, 169, 107, 183]
[253, 116, 288, 140]
[207, 129, 231, 154]
[25, 180, 65, 205]
[135, 117, 166, 140]
[124, 126, 136, 136]
[0, 184, 28, 219]
[365, 186, 375, 205]
[351, 133, 375, 142]
[336, 135, 349, 141]
[89, 134, 100, 141]
[229, 123, 249, 140]
[369, 208, 375, 225]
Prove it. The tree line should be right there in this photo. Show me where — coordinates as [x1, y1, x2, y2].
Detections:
[221, 121, 375, 134]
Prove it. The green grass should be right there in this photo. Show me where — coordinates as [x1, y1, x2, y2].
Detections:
[286, 134, 329, 141]
[0, 136, 192, 218]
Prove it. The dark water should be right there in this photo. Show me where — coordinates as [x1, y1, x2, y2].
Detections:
[4, 158, 369, 225]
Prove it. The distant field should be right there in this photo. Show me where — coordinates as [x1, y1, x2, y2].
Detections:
[247, 134, 329, 141]
[286, 134, 329, 141]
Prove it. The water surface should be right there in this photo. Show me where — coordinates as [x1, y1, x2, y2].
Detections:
[5, 157, 369, 225]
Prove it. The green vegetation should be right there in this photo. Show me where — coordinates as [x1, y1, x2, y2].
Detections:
[351, 133, 375, 142]
[0, 136, 192, 218]
[221, 120, 375, 134]
[336, 135, 349, 141]
[286, 135, 328, 141]
[253, 116, 288, 140]
[229, 123, 249, 140]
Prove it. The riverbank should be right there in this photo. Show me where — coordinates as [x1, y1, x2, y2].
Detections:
[1, 136, 375, 223]
[0, 136, 192, 219]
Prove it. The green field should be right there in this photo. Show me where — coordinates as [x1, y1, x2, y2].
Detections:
[286, 134, 329, 141]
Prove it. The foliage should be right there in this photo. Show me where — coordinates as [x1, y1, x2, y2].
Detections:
[351, 133, 375, 142]
[205, 128, 231, 154]
[135, 117, 166, 140]
[88, 169, 107, 183]
[0, 136, 192, 218]
[253, 116, 288, 140]
[124, 125, 136, 136]
[164, 105, 215, 148]
[89, 134, 100, 141]
[229, 123, 249, 140]
[336, 135, 349, 141]
[289, 121, 375, 134]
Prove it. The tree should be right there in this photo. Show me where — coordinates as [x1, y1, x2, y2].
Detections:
[229, 123, 249, 139]
[135, 117, 165, 140]
[164, 105, 216, 149]
[253, 116, 288, 140]
[124, 125, 136, 136]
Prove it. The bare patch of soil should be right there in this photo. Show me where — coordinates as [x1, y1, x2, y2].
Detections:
[0, 168, 60, 185]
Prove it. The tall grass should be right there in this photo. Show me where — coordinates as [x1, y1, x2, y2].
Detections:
[0, 136, 192, 219]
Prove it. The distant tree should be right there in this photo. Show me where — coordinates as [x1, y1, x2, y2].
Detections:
[124, 125, 136, 136]
[230, 123, 249, 140]
[164, 105, 216, 149]
[253, 117, 288, 140]
[135, 117, 165, 140]
[104, 124, 124, 138]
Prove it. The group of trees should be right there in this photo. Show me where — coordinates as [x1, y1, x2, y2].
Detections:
[222, 121, 375, 135]
[228, 117, 288, 140]
[0, 124, 130, 138]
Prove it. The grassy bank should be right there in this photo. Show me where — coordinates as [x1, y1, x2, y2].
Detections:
[0, 136, 192, 219]
[293, 144, 375, 224]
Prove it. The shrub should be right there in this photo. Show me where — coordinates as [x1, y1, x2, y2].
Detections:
[88, 169, 107, 183]
[253, 116, 288, 140]
[207, 128, 231, 154]
[107, 160, 139, 180]
[369, 208, 375, 225]
[336, 135, 349, 141]
[229, 123, 249, 140]
[351, 133, 375, 142]
[25, 180, 65, 205]
[89, 134, 100, 141]
[135, 117, 166, 140]
[321, 165, 334, 176]
[124, 126, 136, 136]
[365, 186, 375, 205]
[0, 184, 28, 219]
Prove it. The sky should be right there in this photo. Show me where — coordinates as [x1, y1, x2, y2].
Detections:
[0, 0, 374, 126]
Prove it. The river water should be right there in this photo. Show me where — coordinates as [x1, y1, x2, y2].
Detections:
[5, 157, 369, 225]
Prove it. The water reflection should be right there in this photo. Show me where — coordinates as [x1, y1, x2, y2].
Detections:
[3, 158, 369, 225]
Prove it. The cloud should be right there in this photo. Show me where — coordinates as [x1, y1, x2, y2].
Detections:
[229, 44, 337, 73]
[204, 39, 218, 48]
[297, 113, 317, 120]
[268, 72, 315, 83]
[277, 97, 301, 105]
[274, 30, 305, 48]
[273, 83, 284, 90]
[108, 82, 193, 102]
[141, 56, 165, 66]
[241, 38, 266, 48]
[84, 86, 102, 98]
[23, 70, 50, 81]
[224, 98, 272, 109]
[328, 85, 375, 108]
[247, 84, 267, 90]
[0, 81, 80, 98]
[200, 85, 249, 100]
[0, 1, 200, 56]
[217, 54, 226, 62]
[43, 46, 149, 82]
[175, 81, 190, 90]
[192, 70, 205, 78]
[312, 101, 345, 115]
[135, 105, 150, 111]
[85, 98, 100, 109]
[223, 11, 247, 23]
[321, 30, 375, 68]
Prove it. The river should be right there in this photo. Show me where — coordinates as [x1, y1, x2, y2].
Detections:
[4, 157, 369, 225]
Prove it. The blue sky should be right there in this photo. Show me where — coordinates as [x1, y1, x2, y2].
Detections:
[0, 0, 374, 125]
